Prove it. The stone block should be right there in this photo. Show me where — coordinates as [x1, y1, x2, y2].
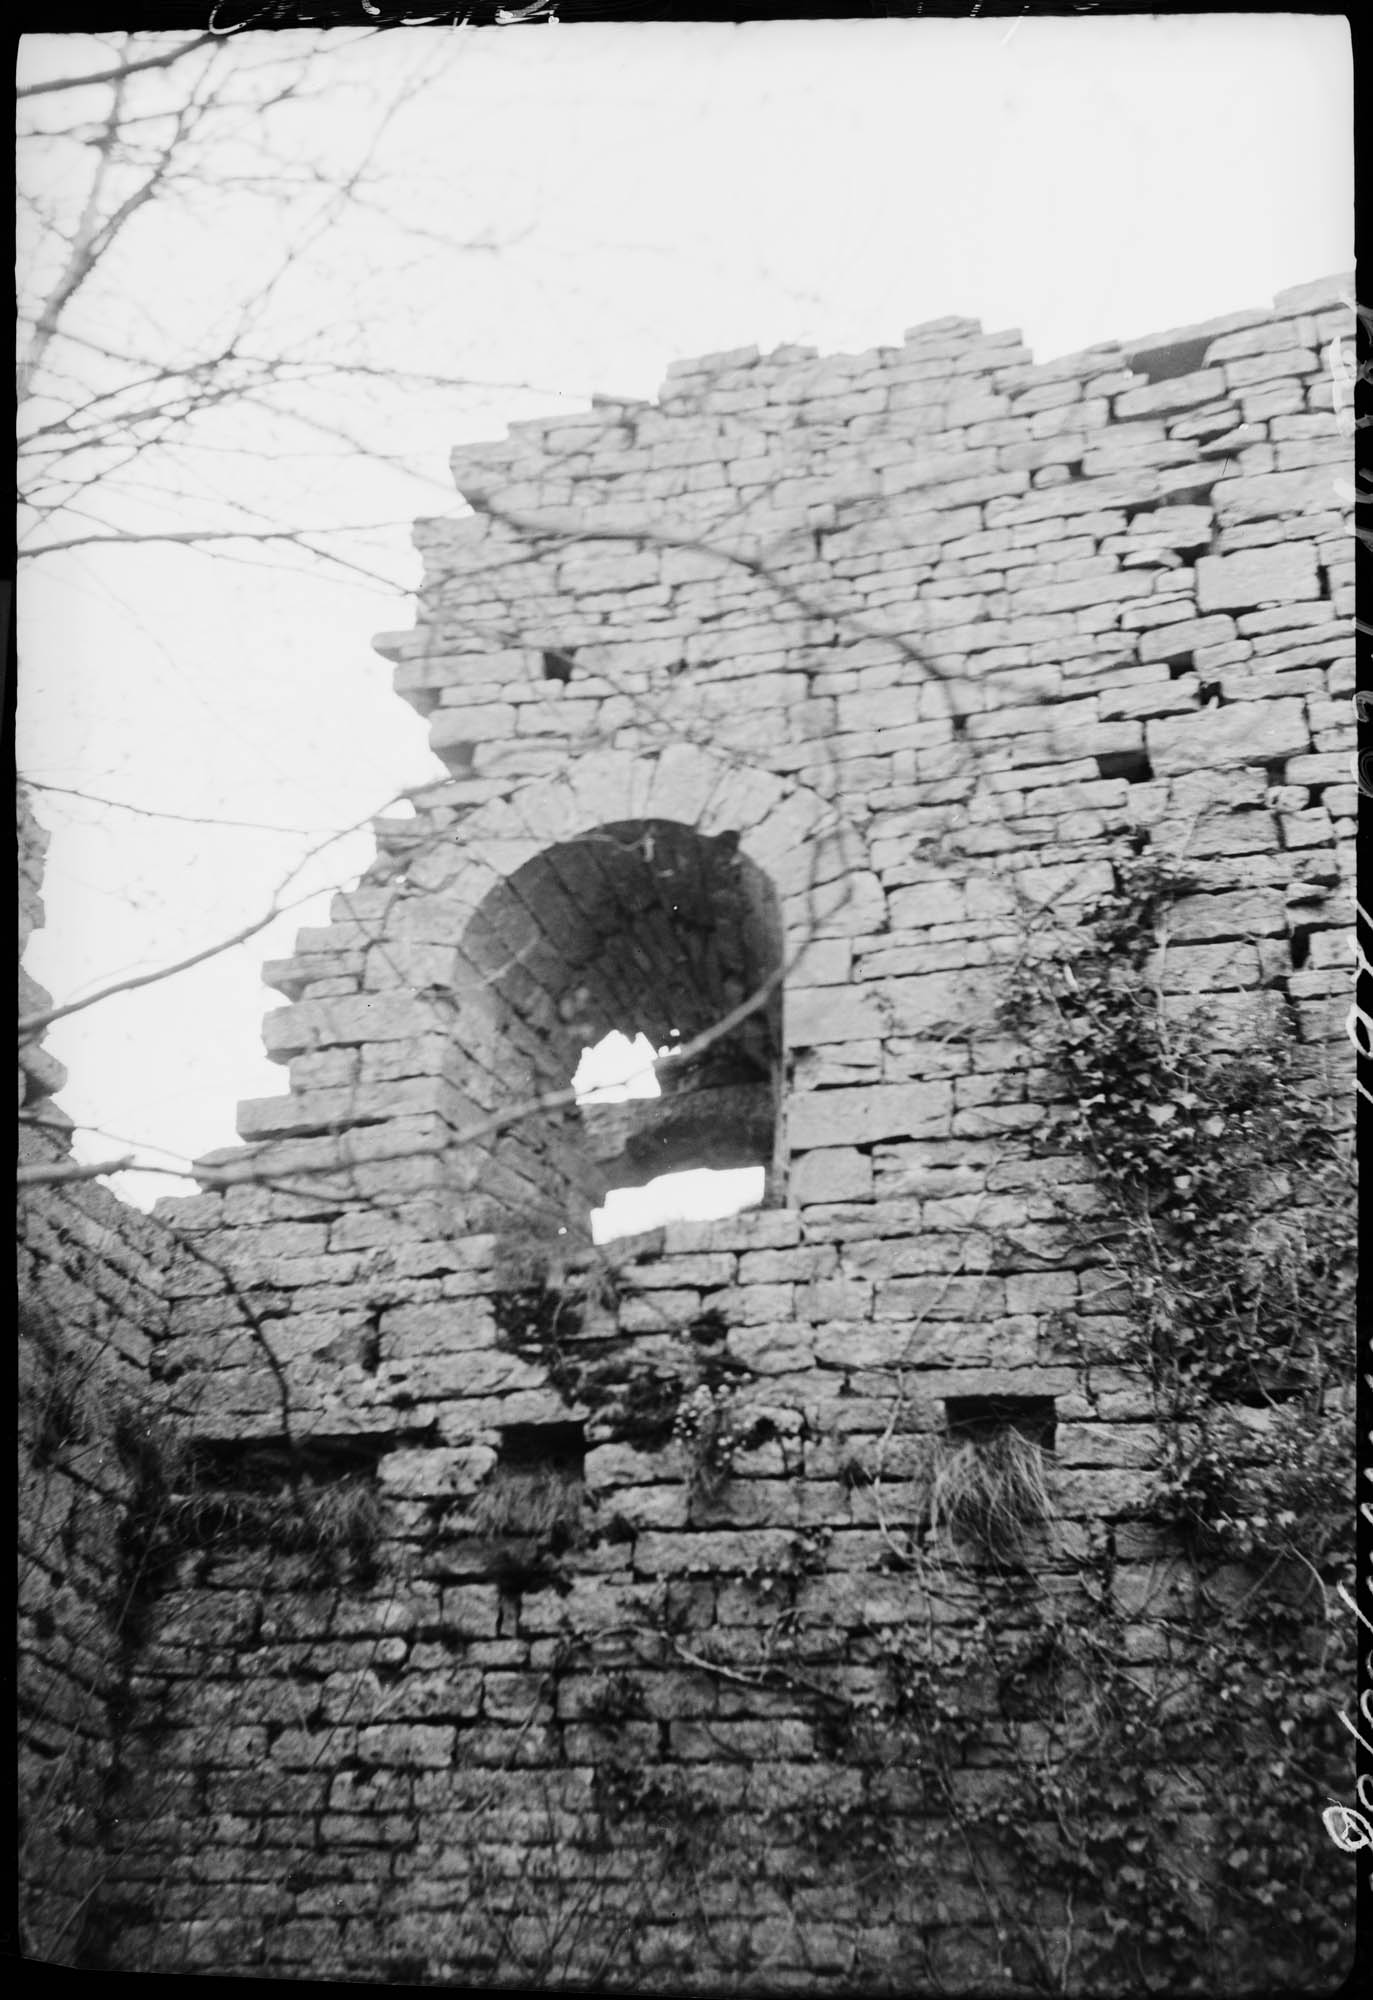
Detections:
[737, 1246, 835, 1284]
[261, 994, 451, 1061]
[871, 1274, 1005, 1320]
[701, 1283, 794, 1325]
[662, 1211, 801, 1254]
[882, 970, 992, 1037]
[723, 1321, 816, 1374]
[783, 869, 887, 937]
[791, 1148, 873, 1205]
[1137, 615, 1237, 664]
[1167, 890, 1287, 941]
[623, 1253, 735, 1291]
[1146, 696, 1310, 773]
[1113, 368, 1227, 418]
[788, 1082, 953, 1150]
[634, 1528, 795, 1574]
[1056, 1422, 1164, 1469]
[1224, 348, 1318, 389]
[617, 1289, 701, 1332]
[1157, 940, 1262, 992]
[1195, 541, 1319, 611]
[1304, 926, 1352, 969]
[1272, 273, 1355, 313]
[787, 937, 852, 985]
[785, 983, 886, 1046]
[354, 1725, 455, 1768]
[1215, 466, 1348, 522]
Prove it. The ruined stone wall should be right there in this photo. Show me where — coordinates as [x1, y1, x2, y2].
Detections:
[17, 789, 212, 1966]
[79, 279, 1357, 1986]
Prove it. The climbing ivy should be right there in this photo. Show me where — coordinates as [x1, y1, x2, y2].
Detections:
[964, 844, 1358, 1991]
[66, 854, 1352, 1991]
[490, 1248, 757, 1471]
[1005, 850, 1355, 1407]
[520, 848, 1360, 1995]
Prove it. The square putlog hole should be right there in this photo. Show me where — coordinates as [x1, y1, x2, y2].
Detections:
[944, 1396, 1057, 1451]
[498, 1421, 586, 1475]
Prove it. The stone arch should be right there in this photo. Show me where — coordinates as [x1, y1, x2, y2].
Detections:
[399, 748, 866, 1236]
[398, 744, 862, 918]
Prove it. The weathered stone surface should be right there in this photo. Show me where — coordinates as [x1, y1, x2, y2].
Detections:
[1167, 890, 1287, 941]
[1146, 697, 1310, 774]
[788, 1082, 953, 1150]
[261, 993, 452, 1061]
[1195, 542, 1319, 612]
[1215, 465, 1350, 522]
[1113, 368, 1227, 418]
[1137, 615, 1237, 663]
[790, 1147, 873, 1205]
[785, 983, 886, 1045]
[581, 1084, 773, 1182]
[1272, 272, 1354, 313]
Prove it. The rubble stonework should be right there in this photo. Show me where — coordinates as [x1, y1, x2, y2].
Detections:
[18, 789, 208, 1963]
[18, 280, 1357, 1983]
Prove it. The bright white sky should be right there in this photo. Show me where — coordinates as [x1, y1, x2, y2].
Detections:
[16, 16, 1353, 1221]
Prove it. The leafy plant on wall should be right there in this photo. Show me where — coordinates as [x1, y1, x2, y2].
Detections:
[979, 844, 1358, 1993]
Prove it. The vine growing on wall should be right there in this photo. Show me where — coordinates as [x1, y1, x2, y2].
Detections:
[24, 844, 1356, 1991]
[965, 843, 1359, 1993]
[1005, 850, 1354, 1408]
[489, 1238, 764, 1489]
[445, 847, 1359, 1996]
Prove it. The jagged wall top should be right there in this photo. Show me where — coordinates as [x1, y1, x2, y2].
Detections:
[226, 273, 1357, 1237]
[417, 274, 1353, 539]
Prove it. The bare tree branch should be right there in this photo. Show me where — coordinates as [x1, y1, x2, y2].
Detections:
[18, 73, 129, 402]
[17, 1155, 135, 1187]
[20, 778, 331, 835]
[18, 794, 408, 1043]
[470, 495, 963, 703]
[14, 30, 896, 1218]
[20, 521, 408, 559]
[17, 34, 220, 102]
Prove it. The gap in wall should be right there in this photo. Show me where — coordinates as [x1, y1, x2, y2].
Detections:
[576, 1028, 766, 1240]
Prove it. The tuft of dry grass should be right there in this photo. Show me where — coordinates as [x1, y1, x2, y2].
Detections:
[928, 1428, 1055, 1568]
[19, 1300, 105, 1468]
[155, 1471, 381, 1570]
[471, 1466, 583, 1547]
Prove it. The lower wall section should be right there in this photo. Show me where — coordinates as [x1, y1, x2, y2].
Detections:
[17, 789, 1357, 1987]
[17, 1166, 200, 1966]
[93, 1202, 1355, 1991]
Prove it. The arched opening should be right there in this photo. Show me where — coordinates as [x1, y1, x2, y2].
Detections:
[571, 1030, 767, 1242]
[449, 820, 783, 1240]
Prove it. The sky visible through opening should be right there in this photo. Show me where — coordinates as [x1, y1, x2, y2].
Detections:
[15, 16, 1354, 1216]
[573, 1031, 766, 1242]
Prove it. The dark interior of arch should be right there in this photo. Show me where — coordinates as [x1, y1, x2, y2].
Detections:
[449, 819, 783, 1237]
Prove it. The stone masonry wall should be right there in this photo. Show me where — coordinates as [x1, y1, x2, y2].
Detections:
[73, 279, 1358, 1985]
[17, 789, 209, 1966]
